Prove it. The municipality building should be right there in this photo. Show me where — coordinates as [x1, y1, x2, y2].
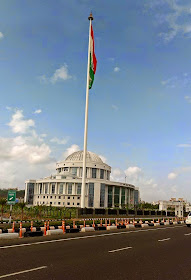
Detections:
[25, 151, 137, 208]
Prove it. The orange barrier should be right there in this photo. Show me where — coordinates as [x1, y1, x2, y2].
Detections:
[44, 222, 47, 236]
[73, 220, 76, 229]
[105, 218, 107, 226]
[19, 221, 22, 238]
[100, 218, 102, 226]
[12, 221, 15, 233]
[31, 221, 33, 232]
[115, 218, 118, 226]
[84, 219, 86, 227]
[93, 219, 95, 227]
[62, 220, 65, 234]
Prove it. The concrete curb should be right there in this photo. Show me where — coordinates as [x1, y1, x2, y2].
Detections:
[46, 229, 63, 236]
[81, 227, 95, 232]
[0, 233, 19, 239]
[107, 225, 117, 230]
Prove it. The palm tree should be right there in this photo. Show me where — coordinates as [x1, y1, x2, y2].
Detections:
[0, 198, 7, 222]
[18, 202, 26, 221]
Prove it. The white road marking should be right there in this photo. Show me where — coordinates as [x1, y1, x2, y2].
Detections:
[0, 225, 185, 250]
[158, 238, 171, 242]
[109, 246, 132, 253]
[184, 233, 191, 236]
[0, 266, 47, 278]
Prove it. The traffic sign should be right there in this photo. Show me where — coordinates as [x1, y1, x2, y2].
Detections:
[7, 190, 16, 205]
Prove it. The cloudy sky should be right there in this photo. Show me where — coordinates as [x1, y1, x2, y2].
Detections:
[1, 0, 191, 202]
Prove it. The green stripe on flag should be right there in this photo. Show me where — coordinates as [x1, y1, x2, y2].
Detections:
[89, 53, 94, 89]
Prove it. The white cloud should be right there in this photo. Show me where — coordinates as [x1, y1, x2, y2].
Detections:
[50, 137, 69, 145]
[8, 110, 35, 134]
[0, 32, 4, 39]
[111, 104, 118, 111]
[177, 143, 191, 148]
[39, 64, 72, 84]
[168, 172, 177, 180]
[34, 109, 42, 114]
[0, 110, 56, 189]
[63, 144, 80, 158]
[108, 57, 115, 62]
[39, 75, 48, 84]
[184, 96, 191, 103]
[99, 154, 107, 163]
[50, 64, 72, 83]
[146, 1, 191, 42]
[114, 67, 120, 72]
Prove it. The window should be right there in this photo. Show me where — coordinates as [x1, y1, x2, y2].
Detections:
[100, 184, 105, 207]
[39, 184, 42, 194]
[77, 203, 80, 206]
[68, 197, 70, 199]
[121, 188, 125, 207]
[114, 187, 120, 207]
[51, 184, 55, 194]
[68, 183, 72, 194]
[50, 196, 52, 199]
[59, 196, 61, 199]
[43, 196, 45, 199]
[92, 168, 97, 178]
[77, 183, 81, 195]
[73, 197, 75, 199]
[77, 197, 80, 199]
[64, 167, 68, 171]
[59, 184, 63, 194]
[58, 202, 60, 205]
[108, 186, 113, 207]
[45, 183, 48, 194]
[71, 167, 77, 176]
[67, 202, 70, 206]
[79, 167, 82, 177]
[100, 169, 104, 179]
[63, 202, 65, 205]
[55, 196, 56, 199]
[73, 203, 74, 205]
[107, 171, 110, 180]
[88, 183, 94, 207]
[50, 202, 52, 205]
[38, 196, 39, 198]
[47, 196, 48, 199]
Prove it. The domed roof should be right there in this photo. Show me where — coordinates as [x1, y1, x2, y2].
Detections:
[65, 151, 103, 164]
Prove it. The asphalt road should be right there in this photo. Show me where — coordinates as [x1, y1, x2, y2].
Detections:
[0, 224, 190, 280]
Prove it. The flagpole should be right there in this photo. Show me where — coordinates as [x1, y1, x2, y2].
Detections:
[81, 13, 93, 209]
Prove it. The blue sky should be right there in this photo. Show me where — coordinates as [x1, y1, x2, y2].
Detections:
[1, 0, 191, 202]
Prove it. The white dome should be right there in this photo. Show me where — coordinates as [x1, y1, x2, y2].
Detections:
[65, 151, 103, 164]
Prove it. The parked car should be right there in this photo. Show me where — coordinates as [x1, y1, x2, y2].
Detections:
[186, 212, 191, 227]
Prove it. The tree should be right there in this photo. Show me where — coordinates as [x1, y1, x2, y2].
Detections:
[18, 202, 26, 221]
[0, 198, 7, 222]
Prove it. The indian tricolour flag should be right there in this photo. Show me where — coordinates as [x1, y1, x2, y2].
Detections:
[89, 25, 97, 89]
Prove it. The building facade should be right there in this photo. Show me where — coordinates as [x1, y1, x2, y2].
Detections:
[25, 151, 136, 208]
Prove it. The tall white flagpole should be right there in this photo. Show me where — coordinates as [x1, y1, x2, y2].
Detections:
[81, 13, 93, 209]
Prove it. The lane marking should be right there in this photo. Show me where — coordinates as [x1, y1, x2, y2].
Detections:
[184, 233, 191, 236]
[0, 225, 185, 250]
[109, 246, 132, 253]
[0, 266, 47, 278]
[158, 238, 171, 242]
